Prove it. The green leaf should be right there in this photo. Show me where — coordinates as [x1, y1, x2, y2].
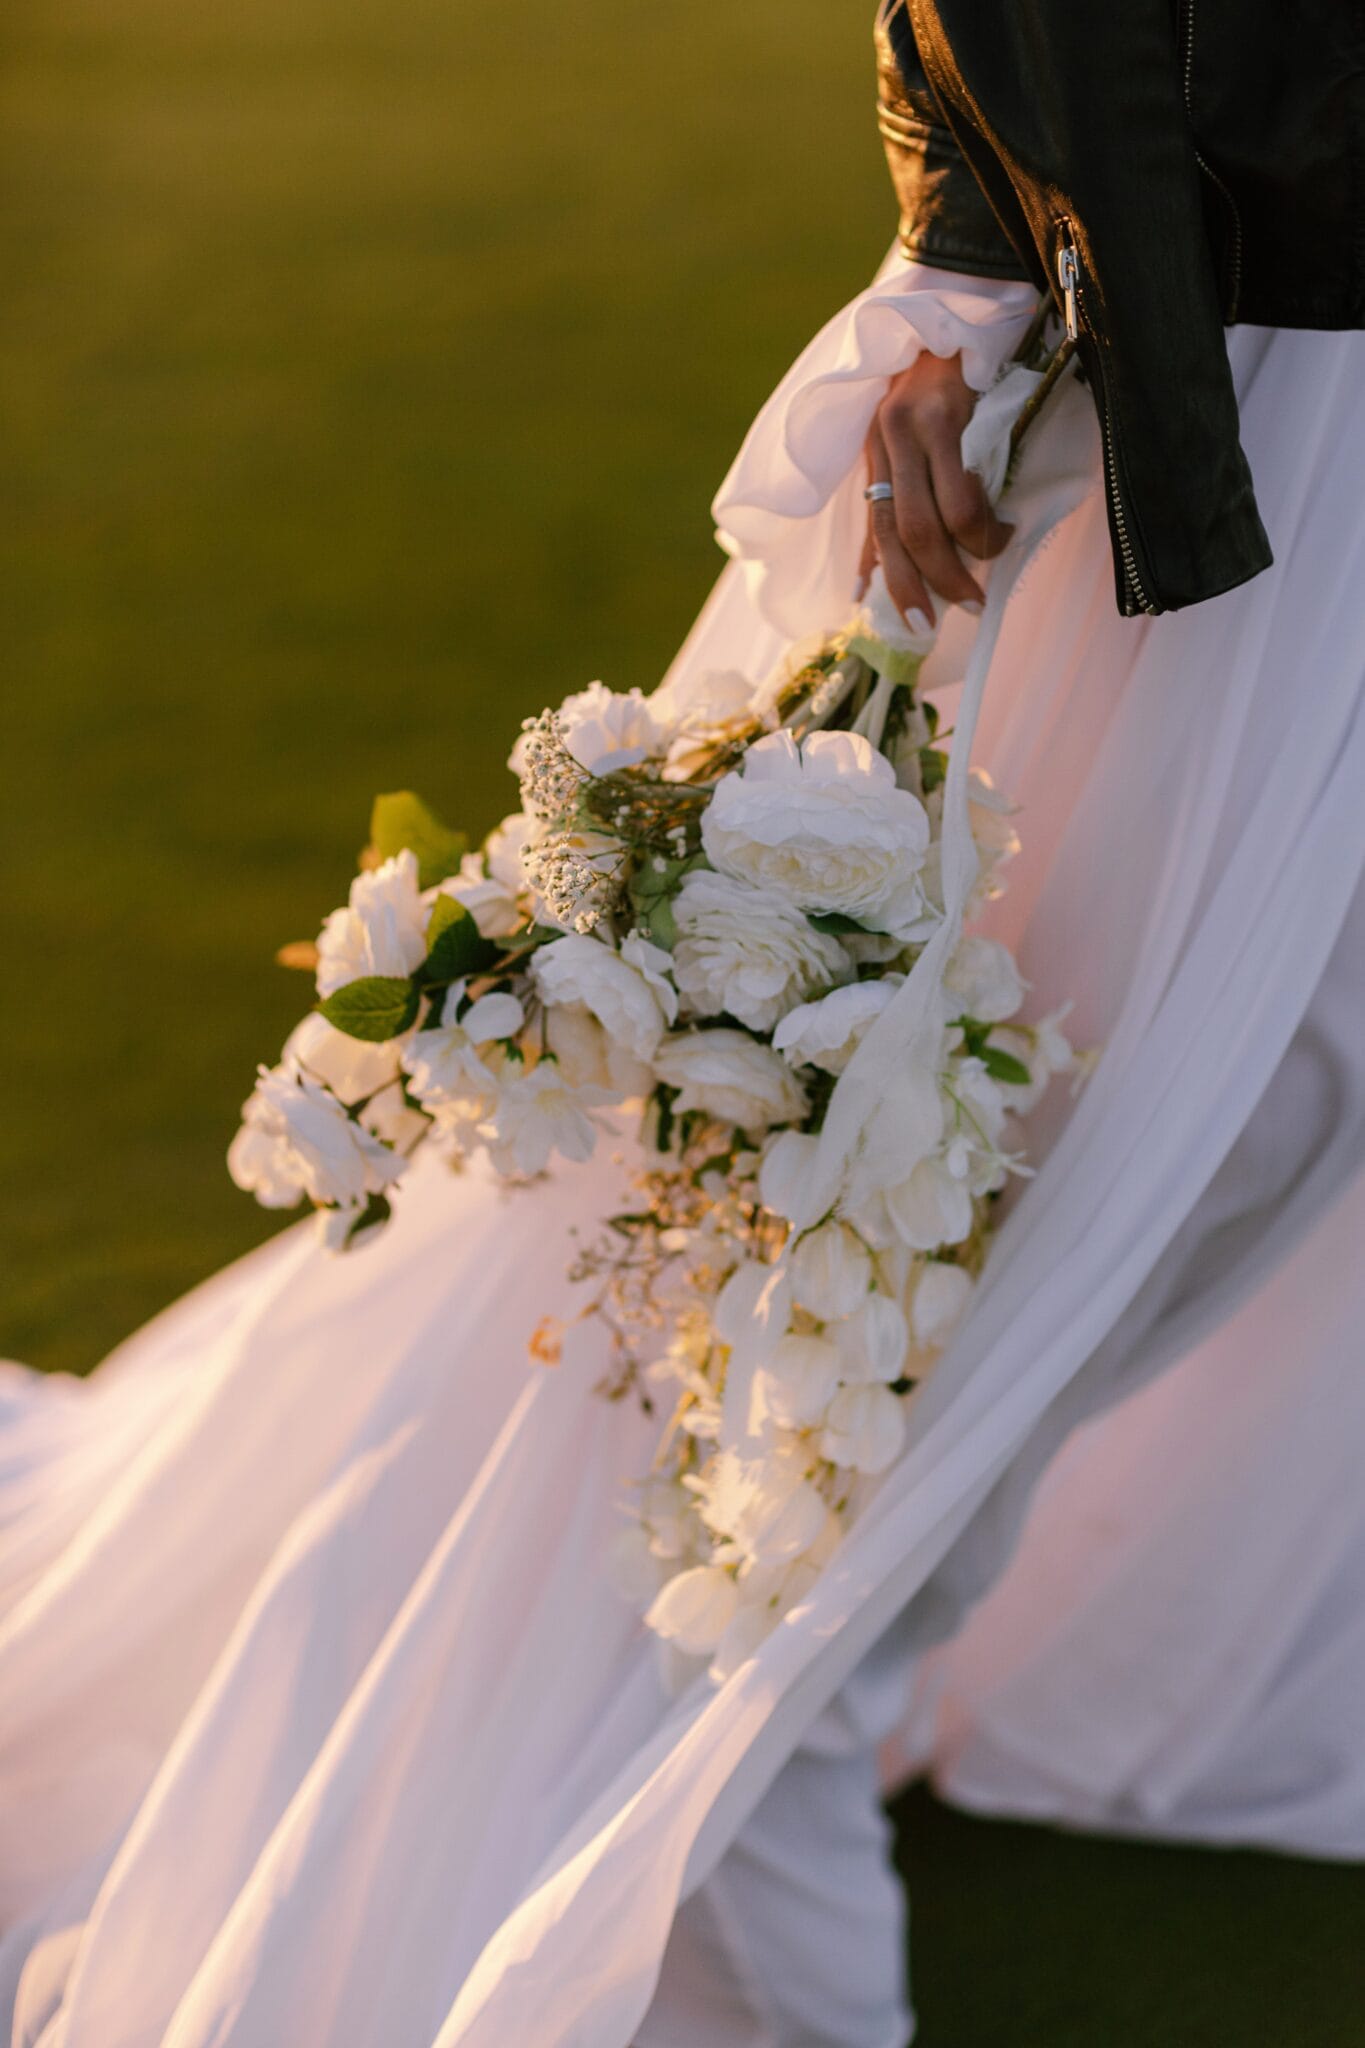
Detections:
[420, 893, 498, 984]
[979, 1044, 1033, 1088]
[318, 975, 420, 1042]
[369, 791, 467, 890]
[807, 910, 872, 936]
[339, 1191, 393, 1248]
[918, 746, 949, 797]
[627, 852, 705, 950]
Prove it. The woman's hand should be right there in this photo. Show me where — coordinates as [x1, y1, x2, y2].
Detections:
[857, 349, 1013, 632]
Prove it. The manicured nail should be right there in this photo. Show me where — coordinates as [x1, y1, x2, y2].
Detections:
[961, 600, 983, 617]
[907, 607, 933, 635]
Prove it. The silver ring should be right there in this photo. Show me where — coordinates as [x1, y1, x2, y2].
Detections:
[863, 481, 895, 504]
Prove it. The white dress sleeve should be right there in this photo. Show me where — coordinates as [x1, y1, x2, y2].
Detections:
[708, 249, 1040, 640]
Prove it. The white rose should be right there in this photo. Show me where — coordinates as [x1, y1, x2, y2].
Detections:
[884, 1157, 975, 1251]
[645, 1564, 740, 1654]
[486, 1061, 613, 1177]
[821, 1383, 906, 1474]
[910, 1261, 974, 1349]
[701, 730, 931, 939]
[228, 1062, 404, 1211]
[773, 978, 899, 1073]
[531, 932, 676, 1059]
[434, 848, 523, 939]
[671, 870, 848, 1033]
[755, 1333, 843, 1429]
[944, 935, 1025, 1023]
[652, 1029, 807, 1133]
[788, 1222, 873, 1320]
[832, 1292, 910, 1384]
[543, 1002, 653, 1097]
[316, 850, 427, 997]
[559, 681, 665, 773]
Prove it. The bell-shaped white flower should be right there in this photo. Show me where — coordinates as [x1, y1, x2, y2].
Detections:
[820, 1383, 907, 1474]
[645, 1564, 740, 1654]
[756, 1333, 843, 1428]
[833, 1291, 910, 1384]
[884, 1157, 975, 1251]
[944, 935, 1025, 1024]
[788, 1222, 873, 1320]
[910, 1260, 974, 1349]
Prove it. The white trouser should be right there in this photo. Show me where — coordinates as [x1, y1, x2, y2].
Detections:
[637, 1736, 911, 2048]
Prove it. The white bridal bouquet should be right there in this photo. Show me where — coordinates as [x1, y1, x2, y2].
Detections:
[229, 576, 1075, 1682]
[230, 333, 1082, 1682]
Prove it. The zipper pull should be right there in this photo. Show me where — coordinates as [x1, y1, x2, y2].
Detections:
[1056, 237, 1080, 342]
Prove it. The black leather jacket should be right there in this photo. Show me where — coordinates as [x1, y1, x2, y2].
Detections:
[876, 0, 1365, 616]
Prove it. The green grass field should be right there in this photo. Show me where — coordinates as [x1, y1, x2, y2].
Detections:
[3, 3, 1362, 2039]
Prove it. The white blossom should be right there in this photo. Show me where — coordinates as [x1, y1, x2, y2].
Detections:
[485, 1060, 613, 1176]
[788, 1222, 873, 1320]
[773, 977, 899, 1073]
[531, 932, 676, 1060]
[671, 869, 848, 1033]
[558, 680, 665, 773]
[315, 850, 427, 997]
[653, 1029, 807, 1133]
[696, 1446, 829, 1568]
[702, 729, 931, 939]
[400, 984, 524, 1124]
[832, 1291, 910, 1384]
[821, 1383, 906, 1474]
[943, 935, 1025, 1024]
[644, 1564, 739, 1655]
[910, 1261, 974, 1349]
[228, 1062, 405, 1211]
[883, 1157, 975, 1250]
[754, 1333, 843, 1429]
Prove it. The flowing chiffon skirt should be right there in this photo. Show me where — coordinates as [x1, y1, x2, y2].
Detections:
[1, 253, 1363, 2045]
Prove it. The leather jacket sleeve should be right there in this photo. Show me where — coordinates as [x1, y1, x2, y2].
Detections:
[875, 2, 1030, 282]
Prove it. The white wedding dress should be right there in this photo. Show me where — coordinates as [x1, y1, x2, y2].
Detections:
[2, 251, 1363, 2048]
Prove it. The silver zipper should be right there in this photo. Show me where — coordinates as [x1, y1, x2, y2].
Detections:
[1056, 243, 1080, 342]
[1056, 222, 1157, 617]
[1181, 0, 1243, 318]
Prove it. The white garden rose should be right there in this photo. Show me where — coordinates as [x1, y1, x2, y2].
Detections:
[559, 681, 665, 773]
[788, 1221, 873, 1320]
[652, 1030, 807, 1133]
[943, 935, 1025, 1023]
[773, 978, 899, 1073]
[701, 729, 931, 939]
[433, 846, 523, 939]
[228, 1062, 404, 1211]
[543, 1002, 653, 1098]
[910, 1261, 974, 1349]
[315, 850, 428, 997]
[671, 870, 848, 1033]
[531, 932, 676, 1059]
[644, 1564, 740, 1655]
[820, 1383, 906, 1474]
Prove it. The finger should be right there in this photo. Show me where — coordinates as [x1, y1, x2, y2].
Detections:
[920, 416, 1014, 564]
[865, 422, 935, 630]
[880, 410, 985, 608]
[854, 522, 877, 602]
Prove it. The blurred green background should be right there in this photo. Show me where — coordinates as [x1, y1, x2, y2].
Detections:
[2, 2, 1361, 2041]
